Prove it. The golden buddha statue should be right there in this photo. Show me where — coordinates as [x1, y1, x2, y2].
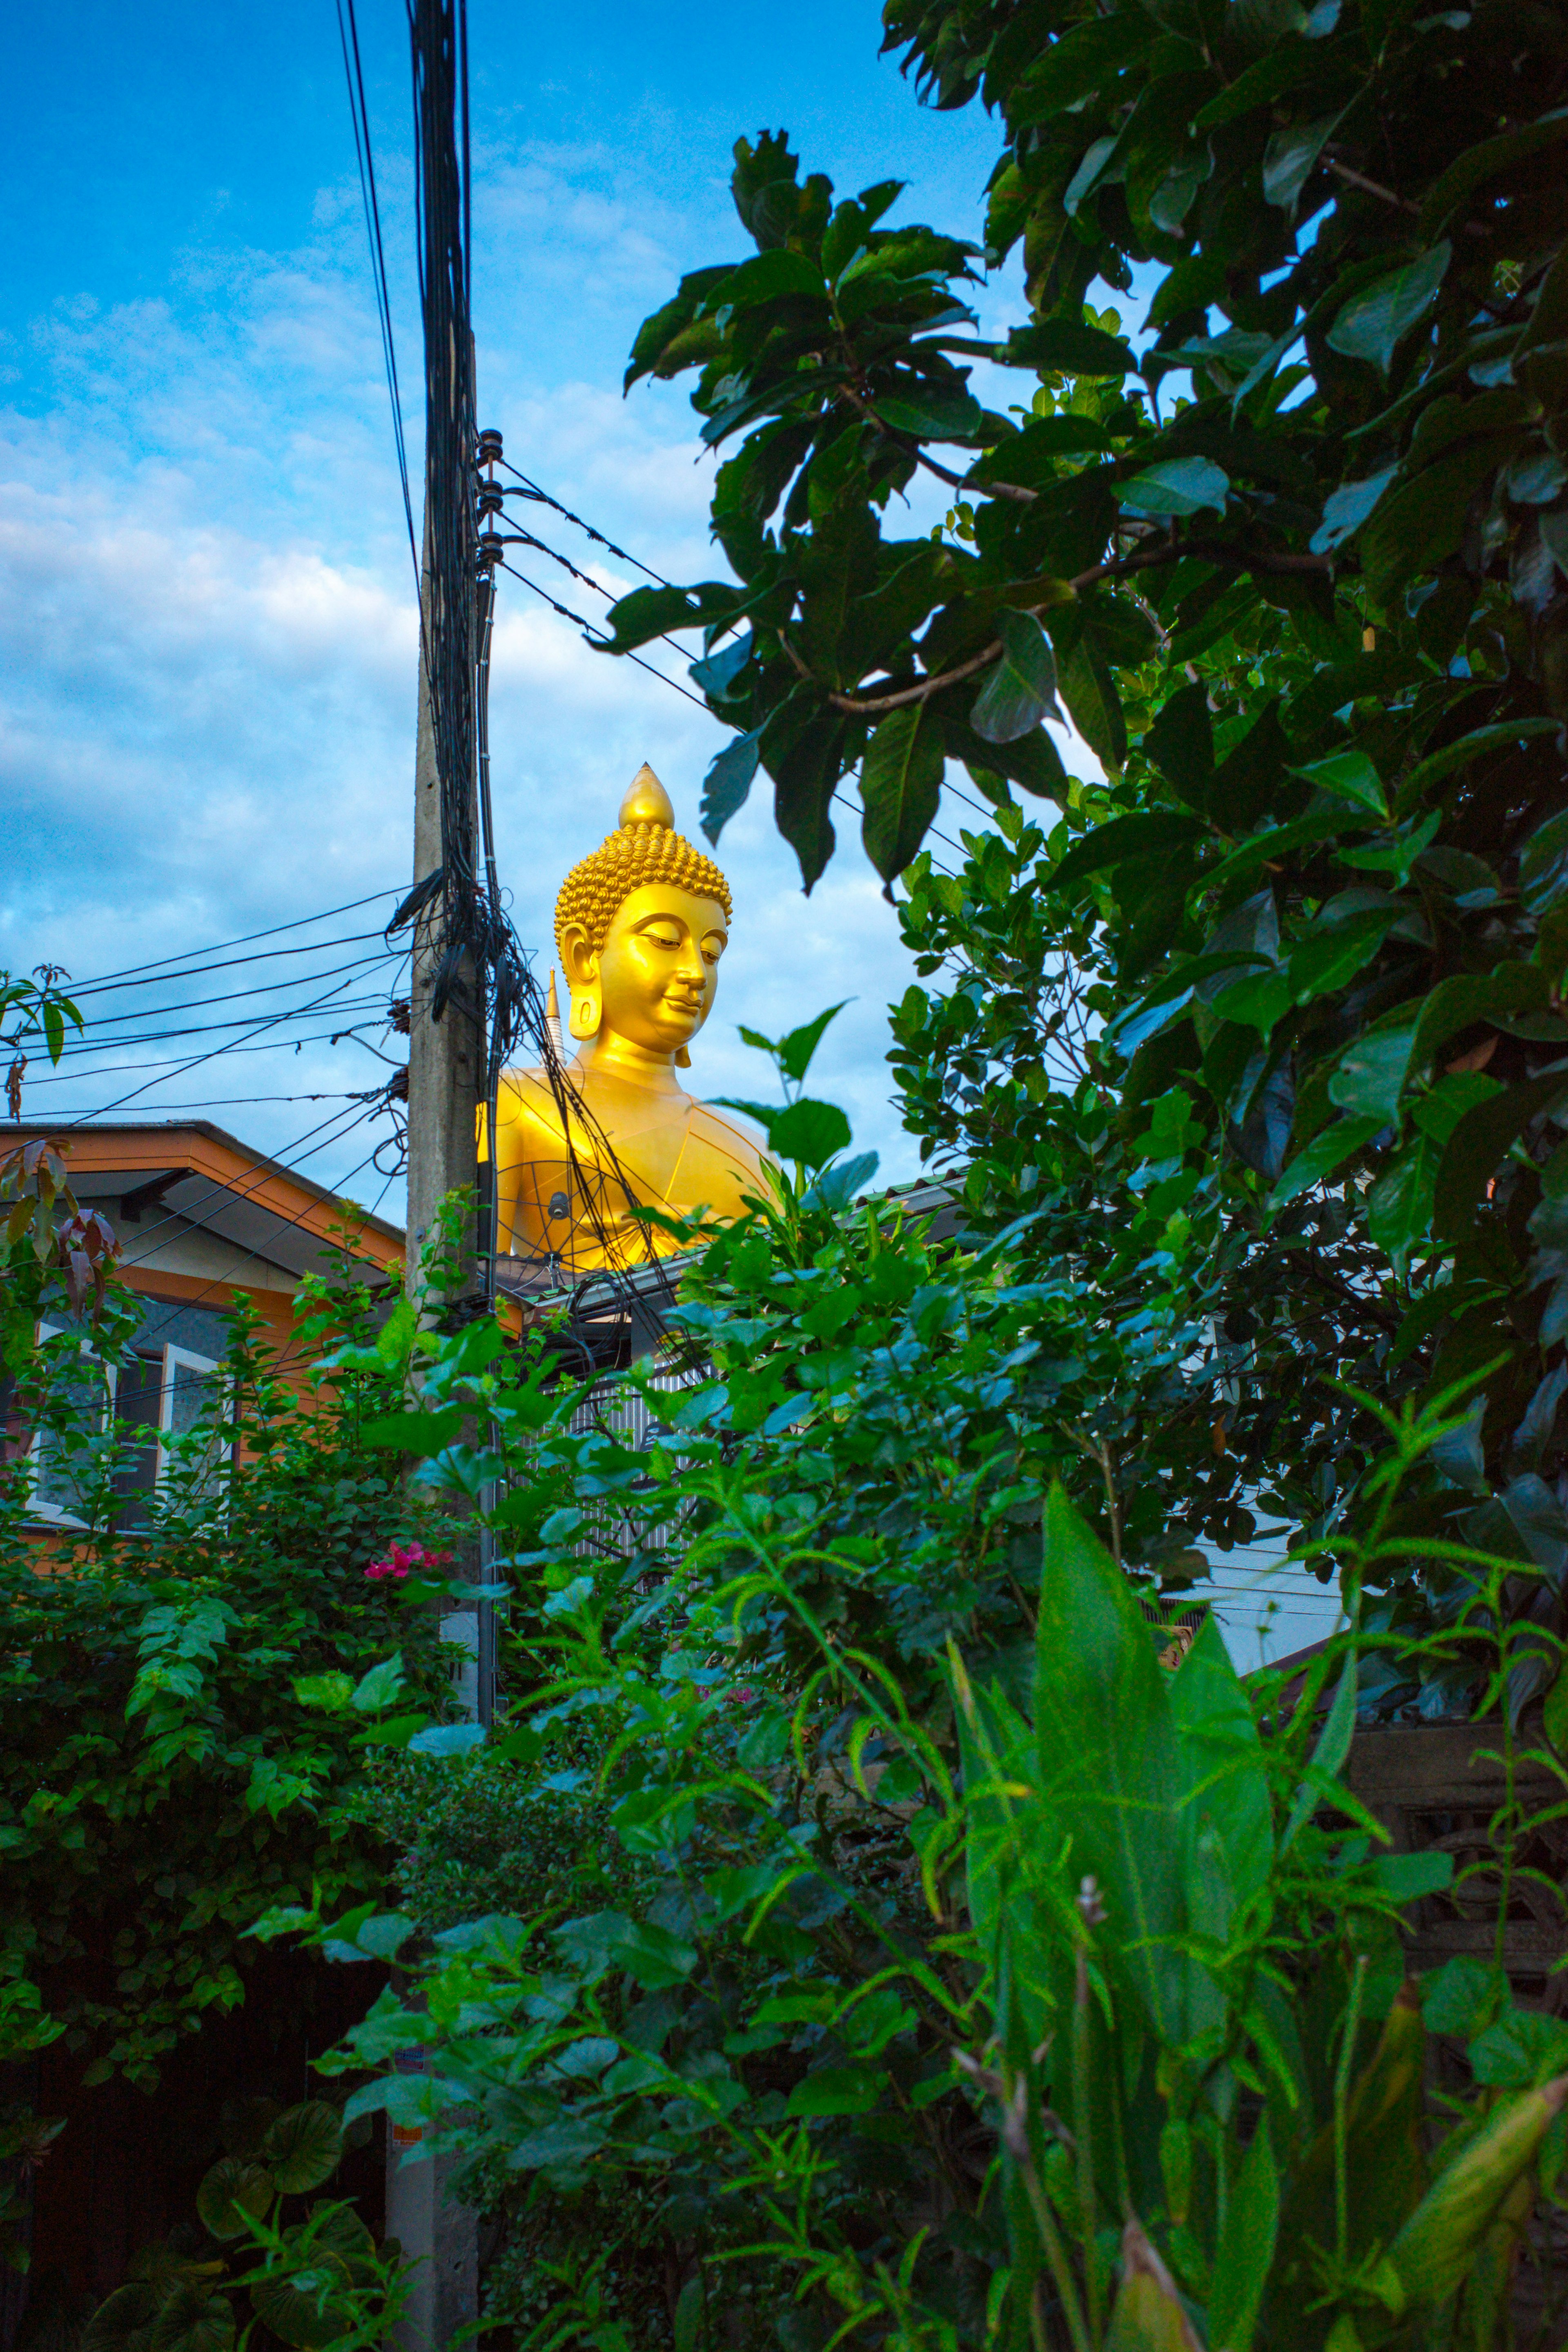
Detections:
[488, 764, 767, 1276]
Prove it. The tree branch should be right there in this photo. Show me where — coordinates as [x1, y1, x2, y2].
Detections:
[822, 538, 1330, 715]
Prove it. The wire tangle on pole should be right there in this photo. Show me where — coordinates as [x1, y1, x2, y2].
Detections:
[410, 0, 480, 991]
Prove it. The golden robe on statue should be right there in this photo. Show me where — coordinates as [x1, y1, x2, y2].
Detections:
[488, 766, 766, 1277]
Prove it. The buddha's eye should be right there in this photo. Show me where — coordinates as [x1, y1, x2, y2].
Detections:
[643, 923, 682, 949]
[702, 934, 726, 964]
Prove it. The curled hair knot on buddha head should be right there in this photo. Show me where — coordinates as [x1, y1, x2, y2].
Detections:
[553, 764, 732, 971]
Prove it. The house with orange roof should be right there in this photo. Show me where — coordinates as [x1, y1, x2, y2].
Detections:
[0, 1118, 404, 1527]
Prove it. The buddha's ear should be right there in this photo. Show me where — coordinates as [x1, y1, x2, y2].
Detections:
[559, 921, 597, 989]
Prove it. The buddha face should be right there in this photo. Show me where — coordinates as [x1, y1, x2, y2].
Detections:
[565, 882, 728, 1057]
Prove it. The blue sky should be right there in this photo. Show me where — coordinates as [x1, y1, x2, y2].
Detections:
[0, 0, 1030, 1212]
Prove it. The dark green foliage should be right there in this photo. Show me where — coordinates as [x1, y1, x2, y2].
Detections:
[597, 8, 1568, 1625]
[81, 2100, 403, 2352]
[0, 1248, 458, 2095]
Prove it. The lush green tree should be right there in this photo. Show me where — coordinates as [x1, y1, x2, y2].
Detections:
[597, 4, 1568, 1613]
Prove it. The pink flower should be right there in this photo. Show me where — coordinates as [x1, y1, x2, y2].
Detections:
[363, 1540, 453, 1585]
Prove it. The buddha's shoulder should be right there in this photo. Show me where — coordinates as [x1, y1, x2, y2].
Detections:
[495, 1065, 578, 1129]
[687, 1097, 767, 1169]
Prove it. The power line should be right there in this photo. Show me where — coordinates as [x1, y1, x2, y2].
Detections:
[64, 928, 398, 1005]
[47, 967, 395, 1132]
[19, 1019, 407, 1093]
[116, 1096, 396, 1268]
[51, 890, 405, 996]
[495, 558, 714, 712]
[335, 0, 419, 595]
[63, 951, 401, 1031]
[31, 1002, 401, 1063]
[494, 457, 673, 588]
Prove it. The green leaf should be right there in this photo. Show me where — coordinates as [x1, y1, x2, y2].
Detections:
[196, 2156, 273, 2241]
[1520, 807, 1568, 915]
[1052, 812, 1204, 891]
[1419, 105, 1568, 238]
[408, 1722, 488, 1758]
[786, 2065, 882, 2117]
[1372, 1849, 1455, 1902]
[861, 704, 944, 879]
[1270, 1116, 1381, 1207]
[1423, 1956, 1507, 2041]
[674, 2276, 705, 2352]
[1209, 2116, 1278, 2352]
[1287, 908, 1401, 1005]
[555, 1910, 698, 1990]
[506, 2116, 610, 2174]
[147, 2287, 234, 2352]
[1467, 2008, 1568, 2090]
[248, 2255, 355, 2351]
[1281, 1664, 1356, 1851]
[1170, 1617, 1273, 1912]
[698, 248, 824, 312]
[360, 1407, 464, 1457]
[82, 2282, 161, 2352]
[261, 2100, 343, 2195]
[1327, 1006, 1422, 1122]
[1002, 320, 1135, 376]
[699, 729, 762, 846]
[970, 612, 1063, 745]
[1034, 1486, 1187, 2040]
[1290, 748, 1387, 815]
[1367, 1144, 1434, 1270]
[1120, 456, 1229, 518]
[1310, 464, 1399, 555]
[1434, 1072, 1568, 1243]
[1262, 113, 1339, 212]
[769, 1097, 854, 1170]
[1546, 1663, 1568, 1760]
[875, 384, 984, 441]
[292, 1672, 354, 1714]
[1326, 245, 1452, 374]
[1142, 681, 1213, 807]
[350, 1653, 405, 1714]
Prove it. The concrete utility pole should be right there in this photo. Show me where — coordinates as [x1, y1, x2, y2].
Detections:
[404, 539, 483, 1306]
[386, 547, 483, 2350]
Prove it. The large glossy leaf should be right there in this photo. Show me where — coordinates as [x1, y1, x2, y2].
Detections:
[1120, 455, 1229, 518]
[1034, 1486, 1186, 2041]
[1327, 1004, 1422, 1122]
[82, 2285, 163, 2352]
[970, 612, 1063, 744]
[261, 2102, 343, 2197]
[699, 728, 762, 845]
[1326, 244, 1450, 374]
[1002, 319, 1135, 375]
[196, 2156, 273, 2242]
[768, 1097, 854, 1171]
[860, 704, 943, 878]
[147, 2289, 233, 2352]
[247, 2255, 355, 2352]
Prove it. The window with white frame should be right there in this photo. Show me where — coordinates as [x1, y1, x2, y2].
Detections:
[30, 1318, 223, 1527]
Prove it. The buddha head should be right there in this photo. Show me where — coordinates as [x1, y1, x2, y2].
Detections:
[554, 765, 732, 1067]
